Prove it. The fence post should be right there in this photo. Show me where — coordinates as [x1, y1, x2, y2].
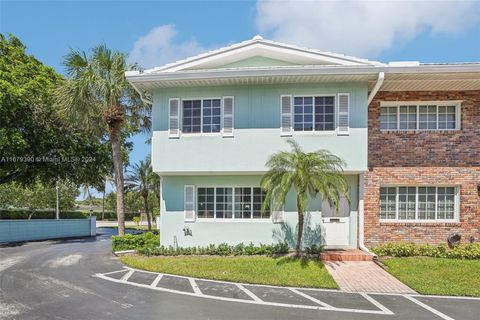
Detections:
[89, 216, 96, 236]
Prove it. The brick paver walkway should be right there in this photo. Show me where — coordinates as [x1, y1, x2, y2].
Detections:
[324, 261, 416, 294]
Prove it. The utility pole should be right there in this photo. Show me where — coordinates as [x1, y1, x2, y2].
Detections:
[56, 178, 60, 220]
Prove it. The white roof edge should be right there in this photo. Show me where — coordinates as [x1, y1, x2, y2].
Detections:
[126, 63, 480, 83]
[143, 37, 385, 74]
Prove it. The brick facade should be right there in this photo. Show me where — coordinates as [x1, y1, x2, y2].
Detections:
[365, 91, 480, 246]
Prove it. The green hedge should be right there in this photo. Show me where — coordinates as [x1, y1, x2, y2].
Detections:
[112, 232, 160, 251]
[0, 209, 137, 221]
[372, 242, 480, 259]
[138, 242, 290, 256]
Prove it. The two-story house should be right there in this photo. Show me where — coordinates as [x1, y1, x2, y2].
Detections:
[126, 36, 480, 250]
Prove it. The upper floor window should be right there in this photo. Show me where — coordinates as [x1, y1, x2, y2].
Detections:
[182, 99, 221, 134]
[379, 186, 458, 221]
[380, 102, 460, 131]
[293, 96, 335, 132]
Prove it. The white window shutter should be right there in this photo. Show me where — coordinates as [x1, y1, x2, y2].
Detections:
[271, 209, 284, 224]
[169, 98, 180, 138]
[280, 95, 293, 136]
[337, 93, 350, 135]
[184, 185, 196, 222]
[222, 96, 234, 137]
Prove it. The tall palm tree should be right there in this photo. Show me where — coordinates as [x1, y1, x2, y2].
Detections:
[261, 139, 349, 255]
[57, 45, 150, 235]
[126, 158, 153, 231]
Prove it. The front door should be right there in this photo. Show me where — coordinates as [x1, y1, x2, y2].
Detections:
[321, 197, 350, 248]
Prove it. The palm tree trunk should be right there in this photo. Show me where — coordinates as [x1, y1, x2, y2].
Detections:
[109, 121, 125, 236]
[296, 195, 304, 255]
[143, 195, 152, 231]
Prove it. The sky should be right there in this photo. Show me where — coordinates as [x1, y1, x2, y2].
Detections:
[1, 0, 479, 197]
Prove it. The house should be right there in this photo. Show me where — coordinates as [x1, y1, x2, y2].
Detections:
[126, 36, 480, 249]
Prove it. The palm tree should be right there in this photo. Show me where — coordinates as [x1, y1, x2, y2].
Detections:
[81, 184, 94, 215]
[57, 45, 150, 235]
[126, 158, 153, 230]
[261, 139, 349, 255]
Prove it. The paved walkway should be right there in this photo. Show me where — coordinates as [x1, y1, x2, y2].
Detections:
[324, 261, 416, 294]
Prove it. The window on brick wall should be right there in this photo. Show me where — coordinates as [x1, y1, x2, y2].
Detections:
[379, 186, 458, 221]
[380, 102, 460, 131]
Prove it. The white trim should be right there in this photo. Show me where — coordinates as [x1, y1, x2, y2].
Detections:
[180, 97, 223, 136]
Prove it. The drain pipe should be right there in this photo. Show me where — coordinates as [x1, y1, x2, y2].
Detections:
[367, 72, 385, 105]
[358, 173, 377, 259]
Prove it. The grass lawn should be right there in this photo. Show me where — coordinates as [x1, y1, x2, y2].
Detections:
[120, 255, 338, 288]
[381, 257, 480, 297]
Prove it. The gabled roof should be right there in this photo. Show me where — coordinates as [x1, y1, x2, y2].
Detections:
[144, 35, 385, 74]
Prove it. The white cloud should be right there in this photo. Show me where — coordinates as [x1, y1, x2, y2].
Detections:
[256, 0, 480, 58]
[129, 25, 206, 69]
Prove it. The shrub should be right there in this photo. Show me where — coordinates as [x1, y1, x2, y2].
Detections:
[372, 242, 480, 259]
[111, 232, 159, 251]
[0, 209, 138, 221]
[132, 216, 141, 226]
[305, 244, 324, 255]
[137, 241, 290, 257]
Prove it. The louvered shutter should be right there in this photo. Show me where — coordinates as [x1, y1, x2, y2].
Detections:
[184, 185, 195, 222]
[169, 98, 180, 138]
[271, 209, 284, 224]
[280, 95, 293, 136]
[337, 93, 350, 135]
[222, 96, 234, 137]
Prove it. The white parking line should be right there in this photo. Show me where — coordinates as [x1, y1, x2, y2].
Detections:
[189, 278, 202, 295]
[102, 269, 128, 276]
[95, 271, 395, 315]
[236, 284, 262, 302]
[404, 295, 455, 320]
[359, 293, 394, 315]
[289, 288, 334, 308]
[120, 269, 134, 282]
[150, 274, 163, 288]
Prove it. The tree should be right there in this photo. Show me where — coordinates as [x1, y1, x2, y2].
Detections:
[0, 180, 79, 218]
[57, 45, 150, 235]
[261, 139, 349, 255]
[126, 158, 153, 230]
[0, 34, 112, 187]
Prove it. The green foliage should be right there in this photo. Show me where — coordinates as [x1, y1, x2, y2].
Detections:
[137, 241, 289, 256]
[372, 242, 480, 259]
[304, 244, 325, 254]
[0, 180, 79, 214]
[0, 34, 112, 187]
[0, 209, 88, 219]
[261, 139, 348, 252]
[132, 216, 141, 226]
[111, 232, 159, 251]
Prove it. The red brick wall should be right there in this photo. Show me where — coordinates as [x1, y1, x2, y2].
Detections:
[365, 91, 480, 246]
[369, 91, 480, 167]
[364, 167, 480, 246]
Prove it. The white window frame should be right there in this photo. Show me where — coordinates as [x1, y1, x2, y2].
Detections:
[180, 97, 223, 136]
[196, 186, 272, 223]
[379, 101, 462, 132]
[379, 185, 460, 223]
[292, 94, 337, 135]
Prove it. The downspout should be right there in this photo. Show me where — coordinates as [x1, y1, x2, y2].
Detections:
[367, 72, 385, 105]
[358, 173, 377, 259]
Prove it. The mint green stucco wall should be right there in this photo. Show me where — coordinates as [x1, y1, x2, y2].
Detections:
[160, 175, 358, 248]
[151, 82, 368, 173]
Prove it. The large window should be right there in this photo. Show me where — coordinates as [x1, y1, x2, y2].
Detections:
[197, 187, 270, 220]
[182, 99, 221, 134]
[380, 186, 458, 221]
[380, 103, 459, 131]
[294, 96, 335, 132]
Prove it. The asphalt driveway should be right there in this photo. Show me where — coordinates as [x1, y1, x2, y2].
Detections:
[0, 228, 479, 320]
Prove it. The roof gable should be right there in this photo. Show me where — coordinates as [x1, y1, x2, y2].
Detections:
[146, 36, 384, 74]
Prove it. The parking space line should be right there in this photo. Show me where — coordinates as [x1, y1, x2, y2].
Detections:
[359, 293, 394, 315]
[120, 269, 134, 282]
[102, 269, 128, 276]
[289, 288, 334, 308]
[410, 294, 480, 301]
[189, 278, 202, 295]
[404, 295, 455, 320]
[150, 274, 163, 287]
[236, 284, 262, 302]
